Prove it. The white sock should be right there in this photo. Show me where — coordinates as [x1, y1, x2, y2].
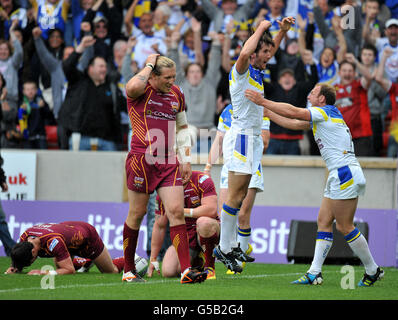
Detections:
[345, 228, 378, 275]
[219, 204, 239, 253]
[308, 232, 333, 275]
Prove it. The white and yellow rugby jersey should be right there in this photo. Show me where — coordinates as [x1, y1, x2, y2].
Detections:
[229, 64, 265, 135]
[309, 104, 360, 171]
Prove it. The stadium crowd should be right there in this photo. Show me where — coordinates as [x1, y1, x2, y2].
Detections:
[0, 0, 397, 157]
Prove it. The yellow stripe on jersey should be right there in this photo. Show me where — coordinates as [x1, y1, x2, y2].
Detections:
[331, 118, 345, 124]
[313, 107, 328, 121]
[248, 77, 264, 91]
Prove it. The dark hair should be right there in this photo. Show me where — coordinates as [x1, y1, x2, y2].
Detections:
[361, 43, 378, 58]
[318, 83, 336, 105]
[339, 59, 356, 71]
[243, 28, 275, 54]
[11, 241, 34, 272]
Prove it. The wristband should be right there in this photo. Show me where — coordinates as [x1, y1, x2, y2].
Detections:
[145, 63, 154, 70]
[48, 270, 58, 275]
[151, 261, 160, 271]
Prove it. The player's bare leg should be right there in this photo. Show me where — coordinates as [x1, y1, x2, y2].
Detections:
[94, 247, 119, 273]
[161, 245, 180, 277]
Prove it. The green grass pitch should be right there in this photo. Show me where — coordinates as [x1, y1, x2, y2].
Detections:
[0, 257, 397, 301]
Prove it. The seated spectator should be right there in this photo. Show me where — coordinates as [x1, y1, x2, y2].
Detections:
[18, 80, 54, 149]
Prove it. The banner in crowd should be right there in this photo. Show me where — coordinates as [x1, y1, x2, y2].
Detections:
[0, 152, 37, 201]
[1, 201, 397, 267]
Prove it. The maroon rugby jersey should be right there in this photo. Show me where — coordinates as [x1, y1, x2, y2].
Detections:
[335, 79, 372, 139]
[19, 222, 94, 262]
[127, 83, 186, 156]
[155, 171, 218, 225]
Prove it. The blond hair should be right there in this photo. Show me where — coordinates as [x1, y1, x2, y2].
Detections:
[153, 56, 176, 76]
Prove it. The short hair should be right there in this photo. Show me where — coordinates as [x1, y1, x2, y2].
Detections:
[11, 241, 34, 272]
[153, 56, 176, 76]
[184, 62, 203, 76]
[361, 43, 378, 57]
[318, 83, 336, 105]
[339, 59, 356, 71]
[243, 28, 275, 54]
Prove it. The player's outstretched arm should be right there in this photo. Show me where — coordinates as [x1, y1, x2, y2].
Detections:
[235, 19, 272, 74]
[126, 54, 159, 99]
[245, 89, 311, 122]
[264, 108, 310, 131]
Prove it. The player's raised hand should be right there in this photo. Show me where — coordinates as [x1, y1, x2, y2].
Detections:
[278, 16, 295, 32]
[145, 53, 160, 67]
[245, 89, 265, 106]
[257, 19, 272, 31]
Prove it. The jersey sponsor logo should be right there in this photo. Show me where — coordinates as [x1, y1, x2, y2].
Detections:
[146, 109, 176, 120]
[199, 175, 209, 184]
[49, 238, 59, 252]
[148, 99, 163, 107]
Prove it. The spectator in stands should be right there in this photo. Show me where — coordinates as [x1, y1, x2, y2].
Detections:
[0, 19, 22, 148]
[57, 35, 125, 151]
[70, 0, 95, 44]
[124, 11, 167, 69]
[168, 28, 222, 154]
[29, 0, 70, 40]
[201, 0, 256, 36]
[372, 18, 398, 83]
[299, 14, 346, 87]
[18, 80, 54, 149]
[375, 48, 398, 158]
[357, 43, 388, 156]
[0, 0, 28, 40]
[314, 0, 362, 56]
[0, 149, 16, 256]
[264, 57, 318, 155]
[335, 59, 373, 156]
[362, 0, 384, 46]
[82, 0, 123, 49]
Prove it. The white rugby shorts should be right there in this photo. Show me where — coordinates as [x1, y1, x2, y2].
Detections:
[324, 164, 366, 200]
[222, 128, 264, 176]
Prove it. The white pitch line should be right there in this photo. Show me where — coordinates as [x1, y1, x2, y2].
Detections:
[0, 272, 320, 294]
